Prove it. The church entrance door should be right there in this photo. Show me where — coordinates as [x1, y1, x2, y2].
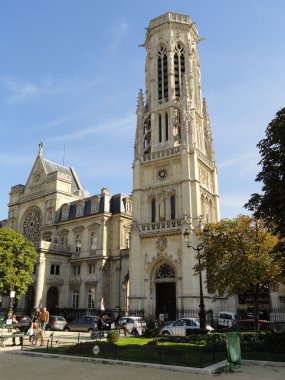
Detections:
[156, 282, 176, 320]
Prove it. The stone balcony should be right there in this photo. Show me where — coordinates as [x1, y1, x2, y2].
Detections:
[34, 240, 71, 254]
[140, 218, 182, 235]
[143, 146, 181, 162]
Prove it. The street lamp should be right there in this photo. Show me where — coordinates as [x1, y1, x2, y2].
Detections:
[183, 228, 206, 330]
[9, 290, 16, 316]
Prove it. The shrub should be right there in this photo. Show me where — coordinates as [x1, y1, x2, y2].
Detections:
[106, 331, 120, 343]
[143, 319, 164, 338]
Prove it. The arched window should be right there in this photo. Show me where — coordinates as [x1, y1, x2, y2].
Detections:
[174, 43, 185, 97]
[91, 197, 100, 213]
[143, 116, 151, 154]
[151, 198, 156, 223]
[170, 195, 175, 220]
[72, 289, 79, 308]
[75, 234, 81, 253]
[165, 112, 169, 141]
[155, 263, 175, 279]
[87, 288, 95, 309]
[76, 202, 84, 217]
[157, 46, 168, 101]
[158, 114, 162, 143]
[61, 204, 69, 220]
[90, 231, 97, 251]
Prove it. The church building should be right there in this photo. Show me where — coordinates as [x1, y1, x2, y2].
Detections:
[0, 12, 248, 319]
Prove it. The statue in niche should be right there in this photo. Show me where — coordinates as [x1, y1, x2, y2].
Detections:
[172, 108, 181, 143]
[159, 192, 166, 221]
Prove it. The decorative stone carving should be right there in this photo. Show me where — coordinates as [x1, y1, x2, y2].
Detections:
[156, 236, 167, 252]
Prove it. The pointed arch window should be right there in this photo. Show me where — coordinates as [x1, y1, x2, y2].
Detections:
[143, 115, 151, 154]
[174, 43, 185, 97]
[158, 114, 162, 143]
[170, 195, 176, 220]
[165, 112, 169, 141]
[151, 198, 156, 223]
[157, 46, 168, 101]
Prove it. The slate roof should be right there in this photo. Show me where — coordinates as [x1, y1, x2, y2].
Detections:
[43, 159, 81, 193]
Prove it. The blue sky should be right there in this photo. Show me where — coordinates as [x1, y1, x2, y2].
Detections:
[0, 0, 285, 221]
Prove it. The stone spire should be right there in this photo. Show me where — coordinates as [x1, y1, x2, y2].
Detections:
[202, 97, 215, 160]
[134, 89, 144, 160]
[38, 142, 44, 157]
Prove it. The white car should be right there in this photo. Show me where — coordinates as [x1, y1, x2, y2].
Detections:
[118, 316, 146, 336]
[161, 318, 214, 336]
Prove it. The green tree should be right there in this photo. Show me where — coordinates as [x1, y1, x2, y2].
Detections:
[245, 107, 285, 237]
[0, 228, 38, 298]
[197, 215, 284, 328]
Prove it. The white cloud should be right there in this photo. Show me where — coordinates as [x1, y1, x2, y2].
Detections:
[0, 153, 34, 166]
[219, 194, 250, 219]
[45, 113, 135, 143]
[218, 150, 259, 177]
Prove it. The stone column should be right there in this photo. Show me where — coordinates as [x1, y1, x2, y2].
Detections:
[34, 252, 46, 308]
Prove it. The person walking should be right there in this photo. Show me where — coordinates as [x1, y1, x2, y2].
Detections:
[40, 307, 49, 333]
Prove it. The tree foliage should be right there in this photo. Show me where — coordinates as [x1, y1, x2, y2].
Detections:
[0, 228, 38, 297]
[245, 107, 285, 237]
[196, 215, 284, 318]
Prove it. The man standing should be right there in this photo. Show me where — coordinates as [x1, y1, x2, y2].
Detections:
[40, 307, 49, 333]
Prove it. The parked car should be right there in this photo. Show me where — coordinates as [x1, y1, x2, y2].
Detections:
[223, 319, 269, 331]
[217, 311, 237, 329]
[161, 318, 214, 336]
[118, 316, 146, 336]
[63, 315, 98, 332]
[46, 315, 67, 331]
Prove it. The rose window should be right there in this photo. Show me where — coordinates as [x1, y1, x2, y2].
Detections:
[23, 208, 41, 241]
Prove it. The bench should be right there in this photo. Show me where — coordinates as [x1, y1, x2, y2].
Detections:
[0, 332, 24, 347]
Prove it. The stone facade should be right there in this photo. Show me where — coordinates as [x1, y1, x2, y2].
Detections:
[1, 143, 131, 315]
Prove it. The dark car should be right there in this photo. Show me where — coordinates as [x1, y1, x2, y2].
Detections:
[223, 319, 269, 331]
[63, 315, 98, 332]
[46, 315, 67, 331]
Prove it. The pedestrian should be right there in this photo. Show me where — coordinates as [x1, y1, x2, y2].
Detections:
[119, 317, 131, 336]
[28, 317, 45, 346]
[12, 315, 30, 346]
[40, 307, 49, 333]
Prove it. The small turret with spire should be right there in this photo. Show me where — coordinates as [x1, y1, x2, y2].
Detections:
[134, 89, 145, 160]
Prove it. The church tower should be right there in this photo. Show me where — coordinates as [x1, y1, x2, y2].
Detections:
[129, 12, 220, 319]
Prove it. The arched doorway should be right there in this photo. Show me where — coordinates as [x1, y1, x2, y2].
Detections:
[154, 262, 176, 320]
[46, 286, 59, 314]
[25, 286, 35, 316]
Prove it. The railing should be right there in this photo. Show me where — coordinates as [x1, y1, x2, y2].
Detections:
[35, 241, 71, 253]
[196, 149, 214, 169]
[140, 219, 182, 234]
[143, 146, 181, 162]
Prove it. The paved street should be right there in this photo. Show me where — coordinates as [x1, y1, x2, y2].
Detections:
[1, 345, 285, 380]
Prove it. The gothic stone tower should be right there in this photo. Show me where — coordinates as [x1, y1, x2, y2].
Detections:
[129, 12, 220, 319]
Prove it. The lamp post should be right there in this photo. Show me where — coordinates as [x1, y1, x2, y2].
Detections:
[183, 228, 206, 330]
[9, 290, 16, 316]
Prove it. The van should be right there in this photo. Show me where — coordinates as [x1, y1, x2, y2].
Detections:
[217, 311, 237, 328]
